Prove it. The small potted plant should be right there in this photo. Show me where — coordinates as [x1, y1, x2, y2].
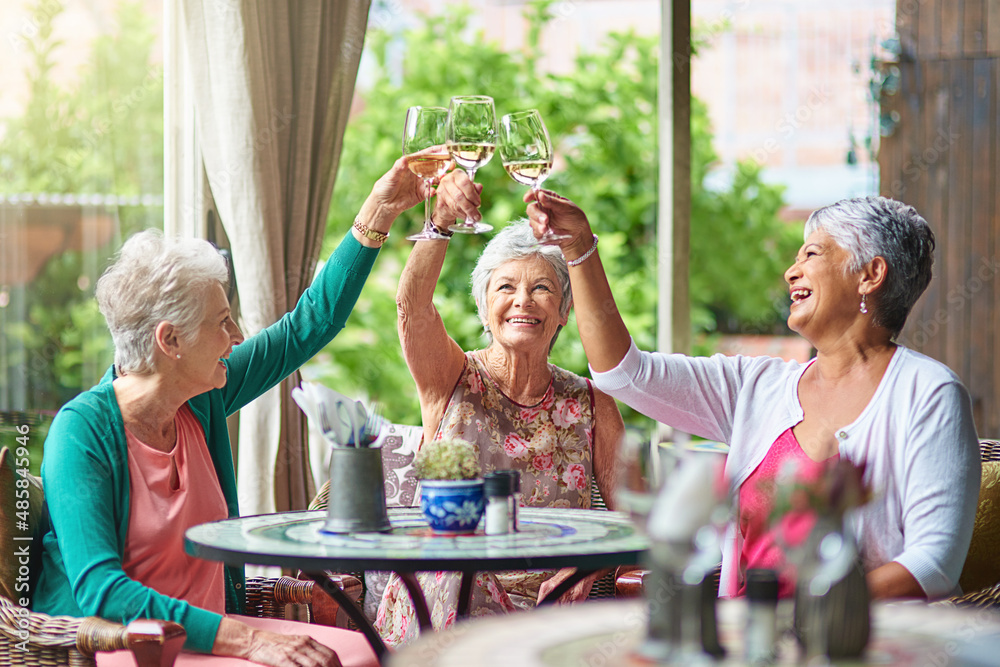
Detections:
[414, 438, 485, 534]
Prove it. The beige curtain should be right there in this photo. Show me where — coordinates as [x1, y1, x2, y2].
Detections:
[180, 0, 371, 515]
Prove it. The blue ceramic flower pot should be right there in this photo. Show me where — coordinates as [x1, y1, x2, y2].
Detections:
[420, 479, 485, 534]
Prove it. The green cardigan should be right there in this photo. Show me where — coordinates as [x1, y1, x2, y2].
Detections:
[33, 234, 380, 652]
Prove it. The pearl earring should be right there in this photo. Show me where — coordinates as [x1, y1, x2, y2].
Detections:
[176, 354, 182, 359]
[860, 293, 868, 314]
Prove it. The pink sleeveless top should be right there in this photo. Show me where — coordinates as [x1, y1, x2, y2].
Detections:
[738, 428, 839, 598]
[123, 404, 228, 613]
[434, 352, 596, 509]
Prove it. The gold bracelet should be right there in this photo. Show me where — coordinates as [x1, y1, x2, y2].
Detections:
[353, 217, 389, 244]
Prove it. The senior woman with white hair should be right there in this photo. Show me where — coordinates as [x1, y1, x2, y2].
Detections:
[373, 171, 624, 645]
[525, 189, 981, 601]
[31, 158, 433, 667]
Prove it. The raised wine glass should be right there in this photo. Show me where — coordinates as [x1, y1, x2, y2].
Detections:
[402, 106, 452, 242]
[446, 95, 496, 234]
[498, 109, 569, 244]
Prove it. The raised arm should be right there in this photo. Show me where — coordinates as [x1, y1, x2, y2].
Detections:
[525, 190, 631, 372]
[397, 170, 483, 438]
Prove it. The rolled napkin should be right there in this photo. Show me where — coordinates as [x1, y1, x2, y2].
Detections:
[292, 381, 369, 447]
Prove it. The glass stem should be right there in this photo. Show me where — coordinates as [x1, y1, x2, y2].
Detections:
[423, 182, 432, 227]
[464, 169, 478, 224]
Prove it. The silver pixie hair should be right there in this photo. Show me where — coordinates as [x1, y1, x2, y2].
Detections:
[805, 196, 934, 336]
[95, 228, 229, 375]
[470, 220, 572, 348]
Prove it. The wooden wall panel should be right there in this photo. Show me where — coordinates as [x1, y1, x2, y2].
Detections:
[885, 1, 1000, 437]
[994, 56, 1000, 438]
[965, 0, 987, 56]
[885, 60, 999, 436]
[944, 61, 971, 381]
[940, 0, 964, 59]
[918, 0, 942, 59]
[968, 59, 994, 429]
[897, 0, 919, 58]
[989, 0, 1000, 57]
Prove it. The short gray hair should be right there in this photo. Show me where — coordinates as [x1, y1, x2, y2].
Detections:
[805, 196, 934, 337]
[470, 220, 572, 349]
[96, 229, 229, 375]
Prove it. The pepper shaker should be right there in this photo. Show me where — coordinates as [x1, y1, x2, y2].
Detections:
[745, 569, 779, 665]
[494, 470, 521, 532]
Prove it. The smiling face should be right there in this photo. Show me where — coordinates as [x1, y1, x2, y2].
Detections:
[784, 229, 863, 340]
[485, 256, 568, 353]
[177, 283, 244, 392]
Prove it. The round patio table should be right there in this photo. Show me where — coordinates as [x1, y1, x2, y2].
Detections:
[185, 506, 648, 662]
[385, 597, 1000, 666]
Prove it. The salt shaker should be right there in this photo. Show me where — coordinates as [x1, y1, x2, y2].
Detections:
[484, 473, 511, 535]
[745, 569, 779, 665]
[504, 470, 521, 531]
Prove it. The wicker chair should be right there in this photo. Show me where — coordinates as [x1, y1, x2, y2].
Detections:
[940, 439, 1000, 610]
[0, 446, 360, 666]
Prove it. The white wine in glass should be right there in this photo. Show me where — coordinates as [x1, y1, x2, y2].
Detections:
[446, 95, 496, 234]
[498, 109, 568, 244]
[402, 106, 452, 242]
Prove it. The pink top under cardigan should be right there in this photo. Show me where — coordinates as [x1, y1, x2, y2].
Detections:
[738, 427, 839, 598]
[122, 404, 228, 613]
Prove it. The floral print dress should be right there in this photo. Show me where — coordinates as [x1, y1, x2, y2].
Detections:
[373, 352, 596, 645]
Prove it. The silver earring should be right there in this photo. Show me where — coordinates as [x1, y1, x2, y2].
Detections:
[860, 294, 868, 314]
[176, 354, 182, 359]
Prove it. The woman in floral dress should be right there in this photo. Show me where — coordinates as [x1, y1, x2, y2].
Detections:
[377, 170, 624, 645]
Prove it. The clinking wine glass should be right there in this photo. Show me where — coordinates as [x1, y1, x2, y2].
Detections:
[498, 109, 569, 244]
[446, 95, 496, 234]
[402, 106, 452, 242]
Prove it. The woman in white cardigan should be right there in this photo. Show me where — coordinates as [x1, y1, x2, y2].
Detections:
[522, 190, 980, 600]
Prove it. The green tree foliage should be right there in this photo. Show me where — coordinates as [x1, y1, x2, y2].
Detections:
[0, 0, 162, 421]
[311, 1, 802, 427]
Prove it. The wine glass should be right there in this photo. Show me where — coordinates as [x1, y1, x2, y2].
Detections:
[498, 109, 569, 244]
[616, 425, 666, 532]
[402, 106, 452, 242]
[446, 95, 496, 234]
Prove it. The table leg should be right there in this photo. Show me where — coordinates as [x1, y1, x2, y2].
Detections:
[302, 571, 388, 663]
[396, 571, 434, 632]
[536, 569, 597, 605]
[457, 572, 475, 618]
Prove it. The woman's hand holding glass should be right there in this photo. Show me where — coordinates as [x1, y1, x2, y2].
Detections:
[402, 106, 454, 241]
[525, 189, 595, 259]
[433, 169, 484, 229]
[446, 95, 496, 234]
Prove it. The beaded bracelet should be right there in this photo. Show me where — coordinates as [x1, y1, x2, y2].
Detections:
[565, 234, 599, 267]
[353, 217, 389, 244]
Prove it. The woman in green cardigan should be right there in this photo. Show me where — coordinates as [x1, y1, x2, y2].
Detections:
[32, 157, 436, 667]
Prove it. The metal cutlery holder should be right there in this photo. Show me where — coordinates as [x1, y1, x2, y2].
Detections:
[321, 446, 392, 534]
